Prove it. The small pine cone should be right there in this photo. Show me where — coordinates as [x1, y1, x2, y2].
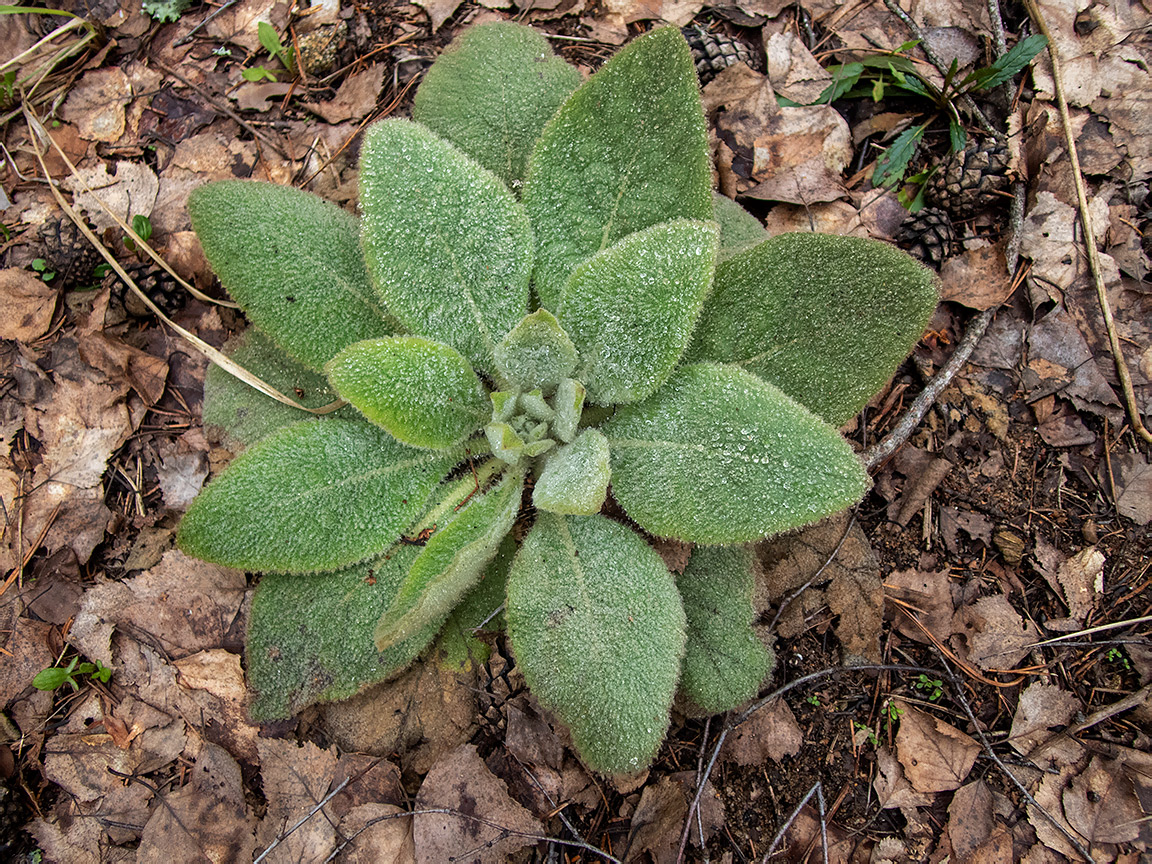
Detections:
[115, 262, 184, 317]
[897, 207, 956, 269]
[681, 25, 757, 84]
[35, 217, 103, 287]
[477, 639, 524, 737]
[926, 139, 1013, 219]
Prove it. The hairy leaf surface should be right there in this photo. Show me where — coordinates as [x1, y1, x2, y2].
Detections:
[522, 28, 713, 310]
[688, 233, 937, 425]
[494, 309, 578, 394]
[203, 328, 357, 450]
[327, 336, 488, 449]
[559, 220, 717, 405]
[375, 468, 523, 650]
[677, 546, 774, 714]
[532, 429, 610, 515]
[189, 181, 389, 372]
[712, 192, 767, 261]
[177, 419, 460, 572]
[413, 22, 581, 186]
[602, 363, 869, 543]
[359, 119, 533, 377]
[506, 513, 686, 774]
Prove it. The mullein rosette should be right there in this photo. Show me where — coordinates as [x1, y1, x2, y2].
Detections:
[177, 24, 937, 775]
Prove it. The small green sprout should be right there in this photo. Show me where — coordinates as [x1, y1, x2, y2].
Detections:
[258, 21, 294, 72]
[33, 657, 112, 692]
[242, 66, 279, 83]
[123, 214, 153, 251]
[882, 698, 903, 734]
[30, 258, 55, 282]
[854, 720, 880, 749]
[1105, 647, 1131, 671]
[805, 694, 821, 707]
[914, 673, 944, 701]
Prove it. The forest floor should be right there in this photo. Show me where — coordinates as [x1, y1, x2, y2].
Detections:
[0, 0, 1150, 861]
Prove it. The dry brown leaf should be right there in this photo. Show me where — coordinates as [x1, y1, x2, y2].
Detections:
[29, 806, 137, 864]
[895, 704, 979, 793]
[874, 744, 933, 810]
[137, 742, 256, 864]
[959, 594, 1040, 671]
[947, 779, 994, 859]
[886, 567, 956, 644]
[413, 744, 542, 864]
[304, 64, 386, 124]
[1113, 452, 1152, 525]
[256, 738, 339, 863]
[939, 239, 1014, 311]
[173, 649, 261, 763]
[1064, 755, 1143, 848]
[824, 545, 885, 662]
[722, 698, 802, 766]
[60, 67, 131, 143]
[1055, 547, 1104, 621]
[1030, 759, 1090, 860]
[0, 609, 55, 707]
[412, 0, 464, 31]
[741, 106, 851, 204]
[70, 549, 247, 666]
[63, 160, 159, 234]
[336, 804, 415, 864]
[78, 332, 169, 406]
[625, 771, 724, 862]
[600, 0, 702, 25]
[1008, 681, 1081, 764]
[764, 32, 830, 103]
[205, 0, 288, 52]
[153, 433, 210, 510]
[0, 269, 57, 342]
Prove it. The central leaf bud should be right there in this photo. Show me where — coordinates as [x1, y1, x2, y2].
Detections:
[485, 378, 586, 466]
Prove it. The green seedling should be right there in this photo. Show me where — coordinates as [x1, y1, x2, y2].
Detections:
[914, 674, 944, 701]
[123, 213, 152, 251]
[1105, 647, 1131, 671]
[786, 35, 1048, 202]
[178, 23, 937, 776]
[30, 257, 54, 281]
[141, 0, 191, 22]
[806, 694, 821, 707]
[33, 657, 112, 692]
[883, 698, 904, 735]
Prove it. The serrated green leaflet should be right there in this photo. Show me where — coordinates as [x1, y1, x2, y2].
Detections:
[359, 119, 533, 378]
[494, 309, 579, 394]
[522, 28, 713, 310]
[246, 546, 435, 719]
[713, 192, 767, 261]
[177, 419, 460, 572]
[686, 233, 937, 426]
[188, 181, 389, 372]
[413, 22, 581, 186]
[203, 328, 358, 450]
[677, 546, 774, 714]
[327, 336, 489, 450]
[602, 363, 869, 543]
[532, 429, 610, 515]
[559, 220, 718, 405]
[506, 514, 685, 774]
[374, 468, 523, 650]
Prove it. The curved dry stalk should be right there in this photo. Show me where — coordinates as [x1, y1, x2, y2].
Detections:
[1023, 0, 1152, 445]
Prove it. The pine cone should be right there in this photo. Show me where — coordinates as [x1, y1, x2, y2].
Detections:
[681, 25, 756, 84]
[926, 139, 1013, 219]
[114, 262, 185, 318]
[476, 638, 524, 737]
[897, 207, 956, 269]
[35, 217, 103, 287]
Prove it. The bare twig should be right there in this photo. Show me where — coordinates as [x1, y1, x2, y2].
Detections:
[762, 781, 828, 864]
[254, 777, 351, 864]
[1023, 0, 1152, 445]
[1025, 615, 1152, 649]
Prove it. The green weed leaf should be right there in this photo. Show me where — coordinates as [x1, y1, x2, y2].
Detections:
[677, 546, 774, 714]
[327, 336, 489, 449]
[374, 468, 523, 650]
[523, 27, 712, 310]
[203, 328, 356, 450]
[494, 309, 579, 394]
[359, 119, 533, 378]
[602, 363, 870, 543]
[413, 22, 581, 186]
[189, 181, 389, 372]
[872, 123, 926, 189]
[532, 428, 611, 515]
[177, 419, 460, 572]
[506, 513, 686, 774]
[713, 192, 767, 261]
[687, 233, 938, 426]
[559, 220, 718, 405]
[966, 34, 1048, 91]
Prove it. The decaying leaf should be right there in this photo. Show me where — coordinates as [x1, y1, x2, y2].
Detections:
[721, 697, 802, 766]
[959, 594, 1040, 671]
[895, 705, 979, 793]
[1008, 681, 1082, 765]
[874, 744, 933, 810]
[0, 268, 57, 342]
[255, 738, 339, 863]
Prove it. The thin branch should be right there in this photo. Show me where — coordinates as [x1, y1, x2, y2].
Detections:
[762, 781, 828, 864]
[254, 777, 351, 864]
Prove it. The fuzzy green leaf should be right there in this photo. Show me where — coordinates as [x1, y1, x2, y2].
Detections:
[189, 181, 390, 372]
[602, 363, 869, 543]
[532, 429, 610, 515]
[677, 546, 774, 714]
[686, 233, 937, 426]
[713, 192, 767, 261]
[375, 468, 524, 650]
[203, 328, 358, 450]
[177, 419, 460, 572]
[523, 28, 713, 310]
[506, 513, 686, 774]
[413, 22, 582, 186]
[559, 220, 718, 405]
[494, 309, 578, 394]
[246, 546, 435, 719]
[327, 336, 489, 450]
[551, 378, 585, 443]
[359, 119, 533, 378]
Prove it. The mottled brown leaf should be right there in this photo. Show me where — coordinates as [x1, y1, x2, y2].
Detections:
[895, 705, 979, 793]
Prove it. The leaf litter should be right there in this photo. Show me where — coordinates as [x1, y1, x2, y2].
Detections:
[1, 0, 1150, 860]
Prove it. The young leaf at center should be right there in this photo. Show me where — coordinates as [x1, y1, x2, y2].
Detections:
[327, 336, 489, 449]
[506, 513, 686, 775]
